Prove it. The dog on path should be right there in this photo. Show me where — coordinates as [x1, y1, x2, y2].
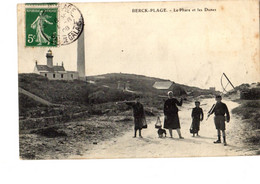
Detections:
[158, 128, 167, 138]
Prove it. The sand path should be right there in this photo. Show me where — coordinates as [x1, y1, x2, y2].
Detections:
[71, 98, 253, 159]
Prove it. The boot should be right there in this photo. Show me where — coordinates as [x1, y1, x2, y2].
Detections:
[223, 136, 227, 146]
[139, 130, 143, 138]
[177, 129, 184, 139]
[133, 129, 137, 138]
[214, 135, 221, 143]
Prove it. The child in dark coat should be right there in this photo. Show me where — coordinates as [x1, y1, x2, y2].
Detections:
[191, 101, 204, 137]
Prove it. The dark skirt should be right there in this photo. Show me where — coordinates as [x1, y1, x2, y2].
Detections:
[164, 114, 180, 129]
[192, 118, 200, 133]
[134, 117, 143, 130]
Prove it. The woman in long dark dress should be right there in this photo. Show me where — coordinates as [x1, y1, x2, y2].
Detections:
[125, 97, 145, 138]
[191, 101, 204, 137]
[164, 91, 184, 138]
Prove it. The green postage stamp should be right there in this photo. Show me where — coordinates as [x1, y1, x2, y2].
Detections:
[25, 8, 58, 46]
[24, 3, 84, 47]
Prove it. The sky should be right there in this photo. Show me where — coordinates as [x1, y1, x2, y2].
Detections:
[17, 1, 259, 90]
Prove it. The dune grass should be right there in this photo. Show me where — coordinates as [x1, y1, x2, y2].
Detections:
[232, 100, 260, 148]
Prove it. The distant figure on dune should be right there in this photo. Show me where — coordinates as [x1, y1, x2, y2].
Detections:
[163, 91, 184, 139]
[207, 95, 230, 146]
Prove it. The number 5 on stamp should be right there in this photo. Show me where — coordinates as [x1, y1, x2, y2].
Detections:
[25, 8, 58, 47]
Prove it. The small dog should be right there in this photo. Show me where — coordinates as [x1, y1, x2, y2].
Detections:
[157, 128, 167, 138]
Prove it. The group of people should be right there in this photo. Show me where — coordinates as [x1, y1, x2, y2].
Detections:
[122, 91, 230, 146]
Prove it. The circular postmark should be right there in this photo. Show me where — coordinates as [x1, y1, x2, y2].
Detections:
[59, 3, 84, 45]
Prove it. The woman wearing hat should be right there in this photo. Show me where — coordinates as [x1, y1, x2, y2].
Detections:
[163, 91, 184, 139]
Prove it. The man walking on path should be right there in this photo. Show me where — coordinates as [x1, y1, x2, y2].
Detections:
[208, 95, 230, 146]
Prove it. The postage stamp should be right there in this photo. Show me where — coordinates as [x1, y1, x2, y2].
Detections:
[25, 3, 84, 47]
[25, 8, 58, 47]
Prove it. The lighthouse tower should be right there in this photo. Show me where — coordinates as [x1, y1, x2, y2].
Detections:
[77, 30, 86, 80]
[46, 49, 53, 67]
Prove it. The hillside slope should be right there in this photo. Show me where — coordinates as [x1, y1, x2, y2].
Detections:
[87, 73, 217, 97]
[19, 73, 137, 105]
[19, 73, 217, 122]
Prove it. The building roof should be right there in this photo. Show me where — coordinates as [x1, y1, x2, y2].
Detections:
[153, 81, 173, 89]
[36, 65, 52, 72]
[36, 65, 65, 72]
[53, 66, 65, 71]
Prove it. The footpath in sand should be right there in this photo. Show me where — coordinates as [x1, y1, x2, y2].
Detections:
[71, 98, 255, 159]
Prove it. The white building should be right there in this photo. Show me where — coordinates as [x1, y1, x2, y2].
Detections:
[153, 81, 173, 90]
[33, 49, 79, 80]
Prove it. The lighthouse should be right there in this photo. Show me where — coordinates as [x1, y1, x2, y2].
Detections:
[46, 49, 53, 67]
[77, 30, 86, 80]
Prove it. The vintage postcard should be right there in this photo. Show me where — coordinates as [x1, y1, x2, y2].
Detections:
[17, 0, 259, 160]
